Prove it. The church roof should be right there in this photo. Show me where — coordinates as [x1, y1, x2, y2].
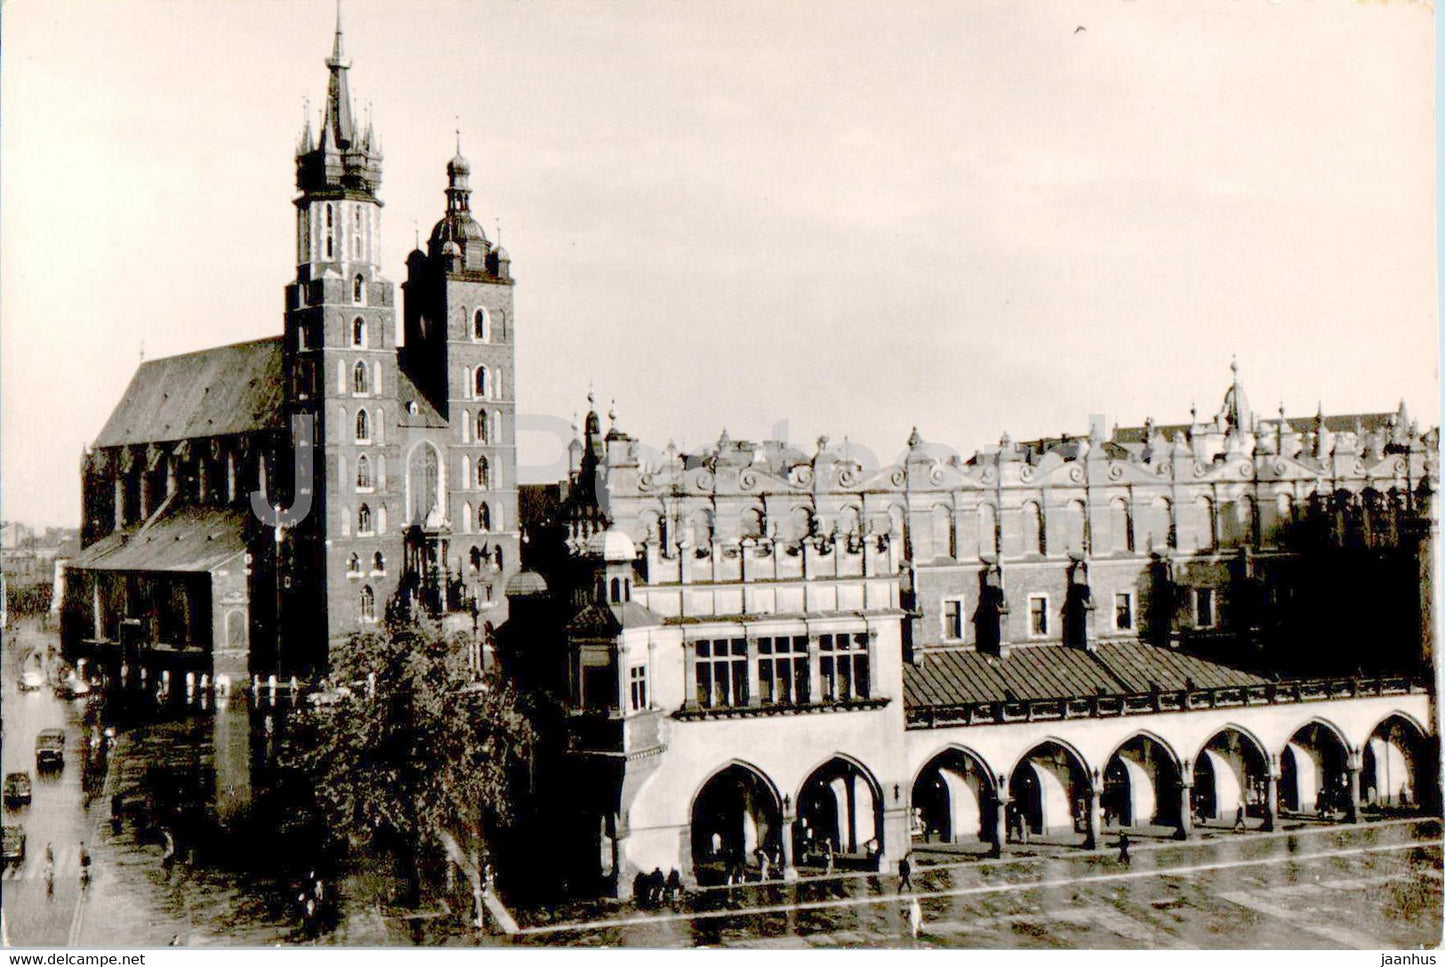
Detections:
[567, 601, 664, 636]
[94, 337, 285, 448]
[395, 369, 447, 428]
[68, 506, 252, 574]
[903, 641, 1267, 708]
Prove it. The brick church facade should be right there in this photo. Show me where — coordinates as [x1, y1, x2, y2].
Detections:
[62, 23, 519, 686]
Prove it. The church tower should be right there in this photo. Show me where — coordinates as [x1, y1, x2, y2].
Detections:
[402, 144, 519, 633]
[283, 15, 401, 655]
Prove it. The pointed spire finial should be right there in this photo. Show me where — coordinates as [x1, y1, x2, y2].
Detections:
[455, 117, 461, 155]
[138, 341, 145, 363]
[907, 426, 922, 448]
[609, 399, 617, 425]
[1230, 354, 1238, 381]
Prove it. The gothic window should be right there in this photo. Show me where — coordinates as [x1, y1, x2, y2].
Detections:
[610, 577, 622, 603]
[325, 204, 334, 259]
[470, 546, 483, 571]
[1196, 496, 1216, 551]
[352, 317, 366, 347]
[476, 456, 490, 490]
[475, 409, 489, 443]
[353, 274, 364, 304]
[977, 504, 1000, 558]
[407, 443, 442, 525]
[357, 503, 373, 534]
[1111, 498, 1133, 552]
[740, 507, 765, 540]
[347, 552, 360, 574]
[473, 308, 488, 341]
[353, 361, 369, 395]
[474, 367, 488, 399]
[372, 551, 385, 573]
[355, 455, 372, 490]
[478, 502, 491, 531]
[1065, 500, 1087, 556]
[359, 585, 375, 622]
[355, 409, 370, 442]
[495, 546, 504, 570]
[1023, 500, 1046, 555]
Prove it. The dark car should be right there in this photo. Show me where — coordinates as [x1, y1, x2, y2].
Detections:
[3, 772, 32, 807]
[35, 728, 65, 770]
[2, 824, 25, 865]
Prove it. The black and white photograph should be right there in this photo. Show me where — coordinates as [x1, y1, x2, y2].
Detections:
[0, 0, 1439, 954]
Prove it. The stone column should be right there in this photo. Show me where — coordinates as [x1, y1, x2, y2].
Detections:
[1346, 753, 1362, 823]
[1264, 767, 1279, 832]
[1176, 775, 1194, 839]
[992, 788, 1010, 857]
[781, 810, 798, 881]
[1084, 781, 1102, 850]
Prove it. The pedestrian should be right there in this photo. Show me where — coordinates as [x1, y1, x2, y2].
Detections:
[43, 843, 54, 897]
[898, 853, 913, 892]
[78, 841, 91, 887]
[633, 870, 650, 906]
[1117, 833, 1131, 866]
[908, 897, 923, 939]
[161, 828, 176, 868]
[1233, 804, 1247, 831]
[665, 868, 682, 903]
[824, 840, 835, 874]
[110, 793, 124, 835]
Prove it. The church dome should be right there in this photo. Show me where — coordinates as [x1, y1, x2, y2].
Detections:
[505, 570, 549, 597]
[447, 152, 471, 178]
[586, 528, 637, 562]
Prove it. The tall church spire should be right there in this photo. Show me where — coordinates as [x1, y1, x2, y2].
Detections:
[323, 4, 356, 150]
[295, 7, 381, 199]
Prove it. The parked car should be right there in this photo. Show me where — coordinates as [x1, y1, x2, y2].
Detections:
[35, 729, 65, 771]
[56, 676, 91, 700]
[3, 772, 31, 807]
[2, 825, 25, 866]
[18, 670, 45, 692]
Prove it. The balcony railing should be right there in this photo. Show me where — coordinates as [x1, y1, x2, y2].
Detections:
[904, 675, 1424, 730]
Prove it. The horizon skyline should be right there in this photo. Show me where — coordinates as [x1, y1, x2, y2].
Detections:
[2, 0, 1436, 527]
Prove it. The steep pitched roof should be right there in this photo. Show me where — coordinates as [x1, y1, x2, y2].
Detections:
[68, 506, 252, 574]
[903, 642, 1268, 709]
[94, 338, 285, 447]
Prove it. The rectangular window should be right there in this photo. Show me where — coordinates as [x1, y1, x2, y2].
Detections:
[1194, 588, 1217, 629]
[1114, 592, 1134, 631]
[942, 597, 965, 641]
[818, 632, 870, 701]
[629, 666, 647, 712]
[693, 639, 748, 708]
[1028, 595, 1049, 637]
[757, 635, 808, 706]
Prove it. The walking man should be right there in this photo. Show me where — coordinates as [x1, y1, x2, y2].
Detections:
[1117, 833, 1131, 866]
[78, 841, 91, 888]
[1233, 804, 1247, 831]
[42, 844, 54, 897]
[898, 853, 914, 892]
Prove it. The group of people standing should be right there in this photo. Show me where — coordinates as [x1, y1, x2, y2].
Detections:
[632, 868, 684, 908]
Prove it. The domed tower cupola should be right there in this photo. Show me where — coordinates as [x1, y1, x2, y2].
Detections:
[427, 136, 492, 273]
[586, 527, 638, 606]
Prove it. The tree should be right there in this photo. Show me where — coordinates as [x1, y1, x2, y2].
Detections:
[284, 616, 537, 909]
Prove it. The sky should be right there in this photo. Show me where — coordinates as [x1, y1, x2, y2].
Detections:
[1, 0, 1436, 527]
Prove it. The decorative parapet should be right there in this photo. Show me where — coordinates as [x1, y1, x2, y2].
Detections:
[904, 675, 1425, 730]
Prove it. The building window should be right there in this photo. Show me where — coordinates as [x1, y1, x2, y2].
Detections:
[942, 597, 965, 641]
[355, 455, 372, 490]
[1028, 595, 1049, 637]
[1193, 588, 1217, 629]
[357, 503, 373, 535]
[819, 633, 869, 701]
[353, 360, 369, 395]
[372, 551, 385, 574]
[347, 552, 360, 575]
[473, 308, 488, 341]
[359, 585, 375, 622]
[1113, 592, 1134, 631]
[610, 577, 622, 603]
[352, 317, 366, 347]
[757, 636, 809, 705]
[475, 409, 489, 443]
[478, 502, 491, 531]
[1023, 501, 1046, 555]
[325, 203, 333, 259]
[353, 274, 364, 304]
[474, 367, 488, 399]
[629, 665, 647, 712]
[694, 638, 748, 708]
[476, 456, 489, 490]
[355, 409, 370, 442]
